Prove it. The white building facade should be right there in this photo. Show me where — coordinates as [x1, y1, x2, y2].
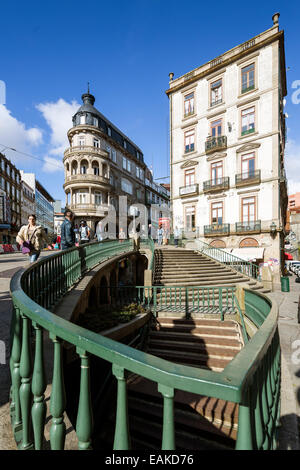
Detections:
[167, 14, 288, 284]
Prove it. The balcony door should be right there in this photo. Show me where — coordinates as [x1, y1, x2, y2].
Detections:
[185, 168, 195, 187]
[211, 201, 223, 225]
[185, 206, 196, 231]
[211, 161, 223, 186]
[241, 153, 255, 179]
[211, 119, 222, 137]
[242, 197, 255, 224]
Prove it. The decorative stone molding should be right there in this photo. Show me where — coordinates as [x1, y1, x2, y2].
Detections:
[236, 143, 261, 153]
[180, 160, 199, 169]
[206, 152, 227, 161]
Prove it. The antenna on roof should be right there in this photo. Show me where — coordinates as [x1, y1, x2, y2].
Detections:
[87, 82, 90, 94]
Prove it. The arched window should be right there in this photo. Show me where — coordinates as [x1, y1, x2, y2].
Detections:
[80, 160, 88, 175]
[92, 161, 100, 176]
[71, 161, 77, 175]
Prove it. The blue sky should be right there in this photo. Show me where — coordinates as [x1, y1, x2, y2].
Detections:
[0, 0, 300, 203]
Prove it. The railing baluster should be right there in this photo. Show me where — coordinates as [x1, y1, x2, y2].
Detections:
[49, 335, 66, 450]
[158, 384, 175, 450]
[31, 322, 46, 450]
[235, 390, 253, 450]
[9, 306, 22, 433]
[112, 365, 130, 450]
[76, 349, 93, 450]
[19, 313, 33, 449]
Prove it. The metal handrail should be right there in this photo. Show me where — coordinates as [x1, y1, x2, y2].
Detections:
[194, 238, 260, 279]
[9, 241, 280, 450]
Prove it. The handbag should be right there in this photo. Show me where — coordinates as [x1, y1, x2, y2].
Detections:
[22, 228, 37, 254]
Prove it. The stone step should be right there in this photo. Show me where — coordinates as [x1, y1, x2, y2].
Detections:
[148, 338, 241, 358]
[149, 330, 242, 348]
[155, 278, 248, 287]
[127, 377, 238, 444]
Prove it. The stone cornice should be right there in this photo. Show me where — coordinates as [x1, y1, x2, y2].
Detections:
[166, 30, 286, 97]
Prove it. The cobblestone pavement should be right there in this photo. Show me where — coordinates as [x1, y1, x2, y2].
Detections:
[0, 252, 300, 450]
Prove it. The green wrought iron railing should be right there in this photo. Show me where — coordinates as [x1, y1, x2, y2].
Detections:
[109, 285, 236, 321]
[9, 240, 280, 450]
[194, 239, 260, 280]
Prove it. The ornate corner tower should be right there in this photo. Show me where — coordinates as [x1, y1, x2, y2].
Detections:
[63, 92, 113, 233]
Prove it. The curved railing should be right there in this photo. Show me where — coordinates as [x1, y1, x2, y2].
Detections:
[193, 239, 260, 280]
[9, 240, 280, 450]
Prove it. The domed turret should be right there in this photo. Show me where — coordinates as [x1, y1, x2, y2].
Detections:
[72, 90, 100, 127]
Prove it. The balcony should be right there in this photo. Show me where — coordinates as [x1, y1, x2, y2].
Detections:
[204, 223, 230, 237]
[64, 146, 109, 161]
[64, 174, 111, 187]
[205, 135, 227, 154]
[203, 177, 229, 193]
[235, 220, 261, 234]
[235, 170, 261, 188]
[179, 184, 199, 197]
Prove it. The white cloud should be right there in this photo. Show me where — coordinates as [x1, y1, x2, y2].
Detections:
[0, 104, 43, 163]
[36, 98, 79, 158]
[285, 139, 300, 196]
[42, 156, 64, 173]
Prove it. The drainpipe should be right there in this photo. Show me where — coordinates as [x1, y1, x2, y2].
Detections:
[168, 73, 174, 230]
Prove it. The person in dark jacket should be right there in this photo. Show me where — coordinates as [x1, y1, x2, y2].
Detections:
[60, 209, 75, 250]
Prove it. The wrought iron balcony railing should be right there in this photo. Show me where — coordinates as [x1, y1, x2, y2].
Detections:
[203, 177, 229, 192]
[235, 170, 261, 187]
[205, 135, 227, 154]
[179, 184, 199, 197]
[236, 220, 261, 233]
[204, 223, 230, 236]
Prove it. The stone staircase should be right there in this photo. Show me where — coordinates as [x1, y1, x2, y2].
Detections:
[153, 248, 269, 293]
[124, 316, 243, 450]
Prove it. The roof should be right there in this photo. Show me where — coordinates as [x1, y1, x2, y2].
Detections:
[36, 180, 55, 203]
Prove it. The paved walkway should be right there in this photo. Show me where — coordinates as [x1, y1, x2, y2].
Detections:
[0, 252, 300, 450]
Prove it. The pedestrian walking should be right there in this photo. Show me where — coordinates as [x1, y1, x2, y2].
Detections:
[60, 209, 75, 250]
[17, 214, 51, 263]
[157, 226, 164, 246]
[79, 220, 91, 245]
[119, 227, 126, 242]
[174, 226, 180, 248]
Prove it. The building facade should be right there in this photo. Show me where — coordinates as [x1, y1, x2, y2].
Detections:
[167, 14, 288, 283]
[0, 153, 22, 243]
[20, 172, 55, 237]
[64, 91, 165, 236]
[21, 180, 35, 226]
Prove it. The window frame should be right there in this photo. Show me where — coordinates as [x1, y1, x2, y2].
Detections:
[241, 63, 255, 94]
[211, 201, 224, 225]
[241, 106, 256, 136]
[241, 196, 256, 223]
[184, 128, 195, 154]
[210, 78, 223, 107]
[183, 92, 195, 118]
[211, 161, 223, 184]
[241, 152, 256, 178]
[210, 118, 223, 137]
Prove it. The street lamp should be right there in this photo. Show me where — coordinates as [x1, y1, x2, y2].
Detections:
[270, 221, 277, 238]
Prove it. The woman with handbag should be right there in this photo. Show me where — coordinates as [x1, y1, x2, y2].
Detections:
[17, 214, 51, 263]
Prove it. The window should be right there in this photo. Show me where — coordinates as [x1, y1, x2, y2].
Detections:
[77, 190, 88, 204]
[241, 107, 255, 135]
[184, 129, 195, 153]
[241, 153, 255, 178]
[121, 178, 133, 195]
[211, 79, 222, 107]
[79, 137, 85, 147]
[80, 115, 86, 125]
[93, 117, 98, 126]
[211, 201, 223, 225]
[242, 196, 255, 222]
[185, 168, 195, 186]
[122, 157, 131, 172]
[123, 141, 127, 149]
[184, 93, 194, 117]
[211, 161, 223, 184]
[111, 150, 117, 162]
[108, 127, 111, 137]
[93, 165, 100, 176]
[80, 162, 88, 174]
[211, 119, 222, 137]
[136, 166, 144, 180]
[241, 64, 255, 93]
[106, 145, 111, 154]
[94, 192, 102, 205]
[93, 138, 100, 148]
[185, 206, 196, 230]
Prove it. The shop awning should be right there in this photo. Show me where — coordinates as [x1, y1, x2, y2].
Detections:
[231, 248, 265, 261]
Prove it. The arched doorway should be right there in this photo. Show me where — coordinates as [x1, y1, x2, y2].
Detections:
[210, 240, 226, 248]
[239, 238, 259, 248]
